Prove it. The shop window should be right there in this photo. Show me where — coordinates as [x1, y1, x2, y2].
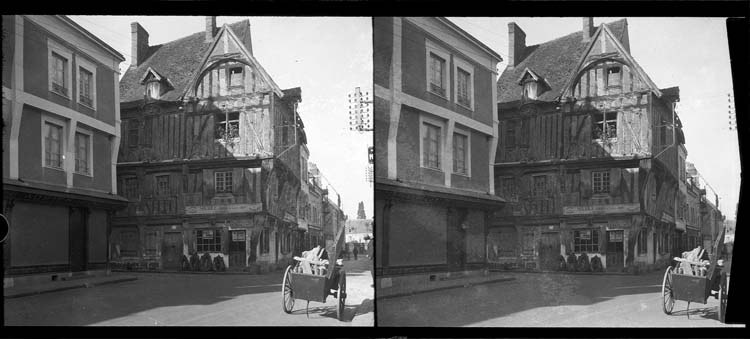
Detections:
[145, 231, 158, 256]
[120, 229, 138, 257]
[638, 228, 648, 254]
[522, 230, 535, 256]
[196, 229, 221, 252]
[574, 229, 599, 253]
[215, 171, 233, 193]
[593, 112, 617, 140]
[592, 170, 610, 194]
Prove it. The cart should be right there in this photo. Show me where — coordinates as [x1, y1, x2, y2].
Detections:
[281, 227, 347, 321]
[661, 228, 729, 322]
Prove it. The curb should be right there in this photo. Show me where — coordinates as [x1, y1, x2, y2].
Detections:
[111, 269, 282, 276]
[378, 276, 516, 300]
[4, 276, 138, 299]
[493, 269, 632, 276]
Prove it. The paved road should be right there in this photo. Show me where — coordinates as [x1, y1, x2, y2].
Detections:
[378, 270, 741, 327]
[4, 258, 373, 326]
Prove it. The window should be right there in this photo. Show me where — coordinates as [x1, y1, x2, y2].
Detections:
[260, 229, 270, 254]
[679, 157, 685, 182]
[44, 122, 63, 169]
[574, 229, 599, 253]
[592, 170, 610, 194]
[453, 132, 468, 175]
[74, 132, 90, 175]
[128, 120, 139, 147]
[523, 81, 538, 99]
[146, 81, 160, 99]
[456, 68, 471, 107]
[638, 228, 648, 254]
[532, 175, 547, 198]
[429, 53, 446, 96]
[124, 177, 139, 200]
[660, 125, 668, 146]
[196, 229, 221, 252]
[48, 40, 72, 98]
[506, 121, 516, 147]
[78, 68, 93, 107]
[51, 52, 68, 96]
[607, 67, 621, 88]
[155, 175, 170, 197]
[593, 112, 617, 140]
[215, 112, 240, 140]
[422, 121, 442, 169]
[215, 171, 233, 193]
[229, 67, 243, 87]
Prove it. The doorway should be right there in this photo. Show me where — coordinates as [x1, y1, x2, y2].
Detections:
[539, 232, 560, 270]
[606, 230, 624, 272]
[162, 232, 183, 269]
[229, 230, 247, 268]
[69, 207, 87, 272]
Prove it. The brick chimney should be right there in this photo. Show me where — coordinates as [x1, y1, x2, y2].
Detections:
[582, 17, 594, 42]
[130, 22, 149, 67]
[507, 22, 526, 69]
[205, 16, 217, 42]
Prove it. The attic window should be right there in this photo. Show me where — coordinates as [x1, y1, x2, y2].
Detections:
[523, 81, 538, 100]
[607, 67, 621, 87]
[229, 67, 243, 87]
[146, 81, 161, 99]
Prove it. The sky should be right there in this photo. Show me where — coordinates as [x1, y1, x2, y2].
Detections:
[68, 16, 373, 219]
[447, 17, 740, 219]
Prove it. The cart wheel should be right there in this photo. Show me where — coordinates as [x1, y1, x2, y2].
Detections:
[662, 266, 674, 315]
[719, 273, 728, 323]
[282, 265, 295, 314]
[337, 271, 346, 321]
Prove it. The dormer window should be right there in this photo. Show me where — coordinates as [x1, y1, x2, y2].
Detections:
[523, 81, 538, 100]
[146, 81, 161, 99]
[140, 67, 173, 100]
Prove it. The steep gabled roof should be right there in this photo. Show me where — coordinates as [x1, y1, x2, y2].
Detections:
[119, 20, 253, 104]
[497, 19, 628, 104]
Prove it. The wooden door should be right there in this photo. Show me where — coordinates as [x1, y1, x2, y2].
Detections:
[162, 232, 183, 269]
[69, 207, 87, 272]
[229, 230, 247, 268]
[606, 230, 624, 271]
[539, 232, 560, 270]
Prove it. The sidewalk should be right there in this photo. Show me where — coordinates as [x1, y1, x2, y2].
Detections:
[4, 273, 138, 299]
[377, 271, 516, 299]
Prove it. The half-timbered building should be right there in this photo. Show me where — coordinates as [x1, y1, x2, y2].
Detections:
[111, 17, 306, 273]
[492, 18, 683, 273]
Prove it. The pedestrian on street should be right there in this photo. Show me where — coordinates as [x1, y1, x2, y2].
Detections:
[353, 246, 359, 260]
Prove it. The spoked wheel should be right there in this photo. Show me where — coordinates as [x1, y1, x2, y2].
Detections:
[282, 265, 295, 314]
[337, 271, 346, 321]
[719, 273, 728, 323]
[662, 266, 675, 315]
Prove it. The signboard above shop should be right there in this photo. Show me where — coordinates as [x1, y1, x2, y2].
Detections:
[562, 203, 640, 216]
[185, 203, 262, 215]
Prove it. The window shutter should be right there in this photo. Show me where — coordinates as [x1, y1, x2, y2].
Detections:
[610, 168, 622, 196]
[221, 228, 229, 254]
[600, 229, 607, 253]
[422, 128, 429, 167]
[233, 168, 243, 194]
[204, 169, 215, 198]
